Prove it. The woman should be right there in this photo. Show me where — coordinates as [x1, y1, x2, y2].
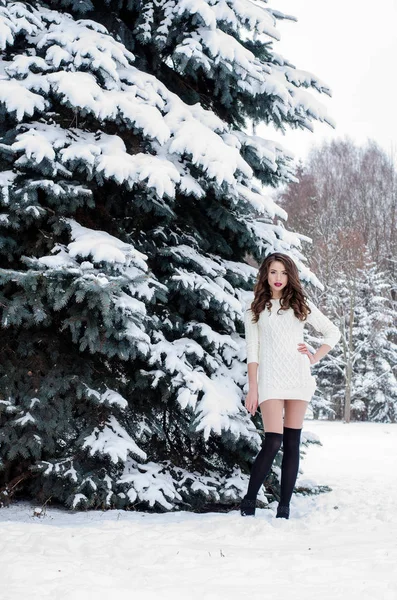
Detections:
[240, 252, 340, 518]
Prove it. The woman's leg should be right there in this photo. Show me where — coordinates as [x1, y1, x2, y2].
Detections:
[283, 399, 308, 429]
[242, 400, 284, 507]
[278, 400, 308, 517]
[260, 398, 284, 433]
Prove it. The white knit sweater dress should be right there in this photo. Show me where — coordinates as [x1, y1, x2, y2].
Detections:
[244, 298, 341, 404]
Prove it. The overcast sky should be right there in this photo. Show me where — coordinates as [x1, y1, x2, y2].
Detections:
[258, 0, 397, 163]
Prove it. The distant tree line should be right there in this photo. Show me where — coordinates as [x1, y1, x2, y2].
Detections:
[277, 138, 397, 422]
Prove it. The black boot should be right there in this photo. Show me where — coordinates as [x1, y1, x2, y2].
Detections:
[276, 426, 302, 521]
[240, 432, 283, 517]
[240, 495, 256, 516]
[276, 504, 290, 519]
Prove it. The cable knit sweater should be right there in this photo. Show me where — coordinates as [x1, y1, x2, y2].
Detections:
[244, 298, 341, 403]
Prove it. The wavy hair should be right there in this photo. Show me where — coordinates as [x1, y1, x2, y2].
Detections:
[250, 252, 311, 323]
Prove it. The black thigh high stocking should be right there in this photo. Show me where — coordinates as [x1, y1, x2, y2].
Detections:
[279, 426, 302, 508]
[245, 432, 283, 500]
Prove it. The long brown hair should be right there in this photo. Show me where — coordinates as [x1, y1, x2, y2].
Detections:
[250, 252, 311, 322]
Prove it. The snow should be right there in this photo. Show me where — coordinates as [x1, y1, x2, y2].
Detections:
[192, 370, 247, 439]
[84, 386, 129, 410]
[13, 411, 35, 426]
[0, 1, 329, 200]
[0, 0, 335, 282]
[237, 183, 287, 218]
[0, 3, 43, 50]
[82, 415, 147, 463]
[168, 118, 251, 185]
[1, 421, 396, 599]
[175, 0, 216, 29]
[213, 0, 280, 40]
[0, 79, 47, 120]
[37, 246, 77, 268]
[284, 65, 331, 95]
[64, 218, 148, 268]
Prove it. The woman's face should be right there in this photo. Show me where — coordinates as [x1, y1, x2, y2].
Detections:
[267, 260, 288, 295]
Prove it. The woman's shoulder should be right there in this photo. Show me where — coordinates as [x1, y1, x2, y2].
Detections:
[304, 297, 328, 321]
[303, 296, 321, 312]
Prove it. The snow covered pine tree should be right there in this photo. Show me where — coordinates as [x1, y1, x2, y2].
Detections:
[312, 255, 397, 422]
[0, 1, 333, 511]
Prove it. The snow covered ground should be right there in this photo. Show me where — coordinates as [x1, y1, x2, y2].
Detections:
[1, 421, 396, 600]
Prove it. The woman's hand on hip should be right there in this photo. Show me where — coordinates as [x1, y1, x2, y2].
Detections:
[245, 389, 258, 416]
[297, 342, 317, 364]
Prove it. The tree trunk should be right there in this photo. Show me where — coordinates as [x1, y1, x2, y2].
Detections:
[344, 283, 355, 423]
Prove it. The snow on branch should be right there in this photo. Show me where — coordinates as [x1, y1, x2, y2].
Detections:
[64, 218, 148, 269]
[82, 415, 147, 463]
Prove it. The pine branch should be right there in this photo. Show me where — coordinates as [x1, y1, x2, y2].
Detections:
[0, 471, 37, 504]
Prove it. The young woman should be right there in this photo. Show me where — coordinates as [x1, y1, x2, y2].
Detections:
[240, 252, 340, 518]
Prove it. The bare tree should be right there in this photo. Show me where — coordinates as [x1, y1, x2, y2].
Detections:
[277, 138, 397, 422]
[277, 137, 397, 283]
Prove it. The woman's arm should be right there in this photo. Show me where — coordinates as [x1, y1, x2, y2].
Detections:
[244, 308, 259, 414]
[244, 308, 260, 366]
[298, 341, 333, 364]
[247, 362, 259, 388]
[304, 300, 341, 363]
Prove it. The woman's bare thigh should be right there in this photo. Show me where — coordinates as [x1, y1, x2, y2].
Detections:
[284, 399, 308, 429]
[259, 399, 284, 433]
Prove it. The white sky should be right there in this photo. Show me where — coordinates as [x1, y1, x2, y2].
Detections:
[258, 0, 397, 163]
